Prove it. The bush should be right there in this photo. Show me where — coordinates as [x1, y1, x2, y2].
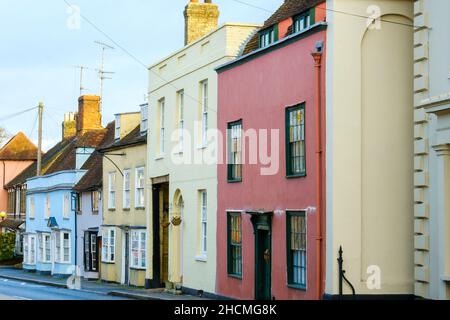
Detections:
[0, 233, 16, 262]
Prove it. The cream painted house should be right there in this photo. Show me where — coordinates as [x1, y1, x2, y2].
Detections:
[145, 0, 259, 295]
[325, 0, 415, 297]
[99, 106, 148, 287]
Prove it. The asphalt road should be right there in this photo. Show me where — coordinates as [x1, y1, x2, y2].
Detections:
[0, 278, 131, 300]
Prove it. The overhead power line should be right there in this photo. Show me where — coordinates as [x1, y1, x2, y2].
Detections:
[229, 0, 417, 28]
[62, 0, 220, 114]
[0, 106, 38, 122]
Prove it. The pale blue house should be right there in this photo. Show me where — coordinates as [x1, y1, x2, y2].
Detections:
[22, 95, 109, 277]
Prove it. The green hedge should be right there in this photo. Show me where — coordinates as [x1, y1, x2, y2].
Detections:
[0, 233, 16, 261]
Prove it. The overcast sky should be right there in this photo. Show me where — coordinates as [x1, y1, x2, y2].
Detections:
[0, 0, 282, 151]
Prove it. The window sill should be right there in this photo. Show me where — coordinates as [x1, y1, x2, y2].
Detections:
[130, 267, 146, 271]
[135, 207, 146, 211]
[123, 208, 131, 212]
[227, 179, 242, 184]
[55, 262, 72, 265]
[286, 173, 307, 179]
[196, 145, 207, 150]
[228, 274, 242, 280]
[155, 155, 165, 161]
[288, 284, 307, 291]
[102, 261, 115, 265]
[195, 255, 207, 262]
[108, 208, 116, 212]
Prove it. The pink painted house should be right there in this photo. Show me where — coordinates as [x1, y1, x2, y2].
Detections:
[0, 132, 38, 220]
[216, 0, 327, 300]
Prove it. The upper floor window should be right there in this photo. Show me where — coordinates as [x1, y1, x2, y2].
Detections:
[63, 193, 70, 219]
[45, 195, 51, 218]
[135, 167, 145, 208]
[115, 115, 121, 140]
[286, 104, 306, 177]
[29, 195, 35, 219]
[228, 120, 243, 182]
[7, 189, 14, 214]
[20, 186, 26, 214]
[123, 169, 131, 209]
[108, 172, 117, 209]
[259, 26, 277, 48]
[177, 90, 185, 152]
[159, 98, 165, 155]
[140, 103, 149, 134]
[91, 191, 100, 213]
[293, 10, 314, 34]
[200, 80, 209, 147]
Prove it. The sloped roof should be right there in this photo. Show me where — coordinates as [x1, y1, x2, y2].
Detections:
[74, 122, 115, 192]
[0, 219, 24, 230]
[0, 132, 40, 161]
[242, 0, 325, 56]
[5, 128, 108, 189]
[99, 125, 147, 152]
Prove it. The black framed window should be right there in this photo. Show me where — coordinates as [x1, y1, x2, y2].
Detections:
[286, 104, 306, 177]
[227, 120, 243, 182]
[286, 211, 307, 289]
[227, 212, 242, 277]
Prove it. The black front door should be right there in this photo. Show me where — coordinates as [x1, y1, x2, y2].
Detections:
[84, 231, 98, 272]
[255, 228, 272, 300]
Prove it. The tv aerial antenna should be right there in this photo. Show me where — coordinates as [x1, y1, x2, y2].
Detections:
[94, 41, 115, 111]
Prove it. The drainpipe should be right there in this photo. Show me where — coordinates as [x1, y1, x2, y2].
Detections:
[312, 45, 323, 300]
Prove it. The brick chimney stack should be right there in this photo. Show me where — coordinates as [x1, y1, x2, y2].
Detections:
[184, 0, 219, 45]
[62, 112, 77, 140]
[76, 95, 103, 135]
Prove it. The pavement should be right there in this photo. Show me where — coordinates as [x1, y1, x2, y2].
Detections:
[0, 266, 207, 300]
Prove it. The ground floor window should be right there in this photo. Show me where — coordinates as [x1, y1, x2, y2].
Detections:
[23, 234, 36, 265]
[131, 230, 146, 269]
[38, 233, 51, 263]
[102, 228, 115, 263]
[227, 212, 242, 277]
[287, 211, 307, 288]
[54, 231, 71, 264]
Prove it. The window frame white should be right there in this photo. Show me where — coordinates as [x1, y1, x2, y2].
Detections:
[200, 80, 209, 147]
[102, 228, 116, 263]
[29, 196, 35, 219]
[123, 169, 131, 209]
[140, 104, 149, 134]
[24, 234, 37, 265]
[39, 233, 51, 263]
[63, 193, 70, 219]
[130, 230, 146, 269]
[54, 231, 71, 264]
[135, 167, 145, 208]
[159, 98, 165, 156]
[178, 90, 185, 152]
[108, 172, 117, 210]
[45, 194, 51, 218]
[200, 190, 207, 257]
